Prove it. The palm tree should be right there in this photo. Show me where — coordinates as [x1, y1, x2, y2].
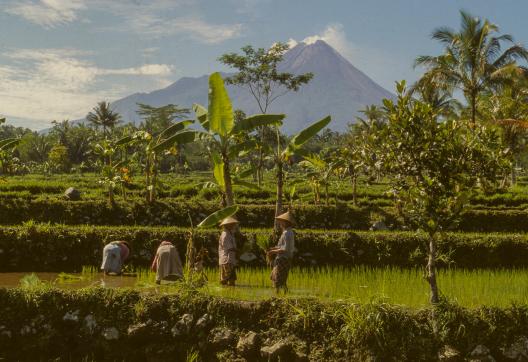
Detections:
[479, 73, 528, 184]
[86, 101, 121, 137]
[411, 77, 461, 119]
[415, 10, 528, 125]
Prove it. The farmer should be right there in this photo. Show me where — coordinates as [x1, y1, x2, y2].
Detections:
[267, 211, 296, 293]
[101, 241, 130, 275]
[218, 216, 239, 286]
[151, 241, 183, 284]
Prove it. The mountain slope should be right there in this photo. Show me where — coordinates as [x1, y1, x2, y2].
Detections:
[110, 40, 393, 133]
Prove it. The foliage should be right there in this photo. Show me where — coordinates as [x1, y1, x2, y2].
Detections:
[86, 101, 121, 137]
[219, 42, 313, 113]
[415, 10, 528, 125]
[47, 144, 70, 173]
[131, 121, 196, 202]
[2, 288, 528, 361]
[193, 72, 284, 206]
[197, 205, 239, 228]
[136, 103, 190, 134]
[378, 81, 507, 303]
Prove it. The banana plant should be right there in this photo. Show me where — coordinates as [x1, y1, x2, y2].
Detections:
[0, 137, 21, 175]
[193, 72, 285, 206]
[93, 136, 132, 204]
[299, 152, 344, 206]
[272, 116, 331, 223]
[132, 120, 198, 202]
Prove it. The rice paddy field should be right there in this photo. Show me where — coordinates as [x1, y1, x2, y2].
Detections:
[3, 171, 528, 310]
[6, 266, 528, 308]
[3, 174, 528, 360]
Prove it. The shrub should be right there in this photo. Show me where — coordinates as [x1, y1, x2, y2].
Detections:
[2, 224, 528, 271]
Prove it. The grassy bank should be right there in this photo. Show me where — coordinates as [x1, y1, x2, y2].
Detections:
[1, 286, 528, 361]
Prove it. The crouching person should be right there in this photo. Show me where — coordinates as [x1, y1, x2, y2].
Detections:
[218, 217, 239, 286]
[151, 241, 183, 284]
[267, 211, 295, 293]
[101, 241, 130, 275]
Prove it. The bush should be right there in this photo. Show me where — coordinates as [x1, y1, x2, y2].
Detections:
[2, 224, 528, 271]
[0, 198, 374, 228]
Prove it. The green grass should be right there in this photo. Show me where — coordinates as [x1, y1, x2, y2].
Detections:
[69, 266, 528, 308]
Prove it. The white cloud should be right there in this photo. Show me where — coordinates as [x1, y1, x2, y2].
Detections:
[121, 13, 242, 43]
[0, 48, 174, 125]
[286, 38, 298, 49]
[4, 0, 241, 43]
[302, 23, 354, 59]
[5, 0, 86, 28]
[297, 23, 411, 91]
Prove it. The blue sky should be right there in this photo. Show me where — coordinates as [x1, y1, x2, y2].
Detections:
[0, 0, 526, 129]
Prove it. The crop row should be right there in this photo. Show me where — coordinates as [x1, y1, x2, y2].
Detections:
[1, 198, 528, 232]
[2, 223, 528, 271]
[4, 178, 528, 208]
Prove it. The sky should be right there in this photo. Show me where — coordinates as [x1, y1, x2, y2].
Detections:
[0, 0, 527, 130]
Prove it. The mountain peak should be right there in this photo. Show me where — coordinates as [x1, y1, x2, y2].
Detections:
[108, 40, 393, 133]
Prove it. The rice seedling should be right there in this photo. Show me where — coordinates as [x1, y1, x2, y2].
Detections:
[20, 266, 528, 308]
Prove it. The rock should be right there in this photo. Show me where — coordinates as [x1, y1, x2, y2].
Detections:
[195, 314, 212, 330]
[20, 325, 35, 335]
[260, 341, 293, 361]
[239, 252, 258, 263]
[64, 187, 81, 201]
[237, 331, 260, 357]
[210, 327, 235, 350]
[295, 351, 310, 362]
[469, 345, 496, 362]
[171, 314, 194, 336]
[127, 322, 148, 336]
[0, 325, 11, 339]
[438, 345, 461, 361]
[370, 220, 388, 231]
[102, 327, 119, 340]
[503, 336, 528, 360]
[63, 310, 80, 322]
[84, 314, 97, 333]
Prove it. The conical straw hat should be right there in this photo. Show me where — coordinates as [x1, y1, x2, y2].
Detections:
[275, 211, 296, 226]
[220, 216, 239, 227]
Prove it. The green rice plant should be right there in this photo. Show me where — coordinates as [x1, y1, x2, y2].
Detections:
[186, 349, 200, 362]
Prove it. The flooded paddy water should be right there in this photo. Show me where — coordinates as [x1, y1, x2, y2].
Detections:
[2, 266, 528, 308]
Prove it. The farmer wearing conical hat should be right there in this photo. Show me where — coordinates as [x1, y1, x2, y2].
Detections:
[218, 216, 239, 286]
[267, 211, 296, 293]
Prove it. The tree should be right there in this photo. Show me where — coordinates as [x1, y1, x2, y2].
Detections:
[378, 81, 507, 304]
[48, 144, 70, 173]
[137, 103, 190, 134]
[50, 120, 95, 165]
[271, 116, 331, 227]
[18, 132, 52, 163]
[0, 137, 20, 175]
[479, 74, 528, 185]
[415, 10, 528, 125]
[93, 137, 131, 204]
[219, 42, 314, 185]
[193, 72, 285, 206]
[299, 151, 343, 206]
[352, 105, 387, 183]
[86, 101, 121, 137]
[132, 121, 197, 203]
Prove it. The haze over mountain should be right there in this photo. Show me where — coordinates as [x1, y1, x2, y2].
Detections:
[110, 40, 394, 134]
